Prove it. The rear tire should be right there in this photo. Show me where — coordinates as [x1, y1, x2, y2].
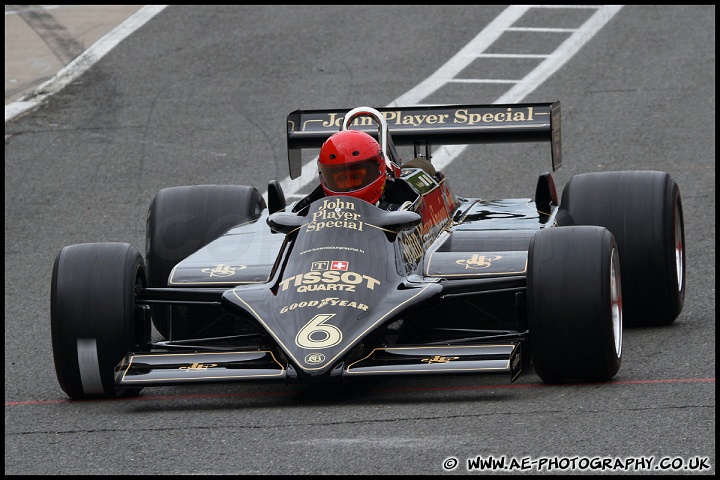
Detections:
[51, 242, 149, 399]
[145, 185, 266, 338]
[559, 171, 685, 326]
[528, 226, 622, 383]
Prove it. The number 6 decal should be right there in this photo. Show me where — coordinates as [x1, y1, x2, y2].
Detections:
[296, 314, 342, 349]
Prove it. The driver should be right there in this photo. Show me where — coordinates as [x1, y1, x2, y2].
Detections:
[317, 129, 389, 206]
[291, 128, 438, 213]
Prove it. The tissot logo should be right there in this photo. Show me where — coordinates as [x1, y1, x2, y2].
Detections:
[311, 260, 348, 271]
[311, 261, 329, 271]
[278, 270, 380, 293]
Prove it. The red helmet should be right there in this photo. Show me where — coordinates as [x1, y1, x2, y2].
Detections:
[318, 129, 387, 205]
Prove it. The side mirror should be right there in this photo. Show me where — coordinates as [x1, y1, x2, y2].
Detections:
[268, 180, 286, 214]
[375, 210, 422, 232]
[267, 211, 308, 235]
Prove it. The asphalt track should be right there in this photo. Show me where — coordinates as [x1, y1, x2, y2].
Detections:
[4, 5, 715, 475]
[5, 5, 148, 119]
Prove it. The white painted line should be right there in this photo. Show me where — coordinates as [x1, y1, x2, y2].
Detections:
[448, 79, 520, 84]
[389, 5, 533, 108]
[496, 5, 624, 103]
[507, 27, 578, 32]
[4, 5, 168, 123]
[477, 54, 552, 58]
[277, 5, 624, 200]
[4, 5, 61, 16]
[4, 4, 624, 203]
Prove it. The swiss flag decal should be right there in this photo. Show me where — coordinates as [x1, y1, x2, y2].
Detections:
[331, 260, 348, 271]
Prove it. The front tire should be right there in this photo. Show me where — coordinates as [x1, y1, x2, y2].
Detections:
[51, 242, 149, 399]
[145, 185, 266, 338]
[528, 226, 622, 383]
[559, 171, 685, 326]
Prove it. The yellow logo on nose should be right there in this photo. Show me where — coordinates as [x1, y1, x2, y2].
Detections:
[422, 355, 460, 364]
[179, 363, 217, 371]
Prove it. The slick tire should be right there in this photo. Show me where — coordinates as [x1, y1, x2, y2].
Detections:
[145, 185, 265, 339]
[528, 226, 622, 384]
[558, 171, 685, 326]
[51, 242, 149, 399]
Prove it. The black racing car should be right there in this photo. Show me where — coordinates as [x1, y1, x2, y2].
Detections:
[50, 102, 685, 399]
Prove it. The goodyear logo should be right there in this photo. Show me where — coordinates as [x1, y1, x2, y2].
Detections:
[280, 296, 369, 314]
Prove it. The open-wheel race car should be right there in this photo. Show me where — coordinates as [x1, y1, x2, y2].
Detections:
[51, 102, 686, 399]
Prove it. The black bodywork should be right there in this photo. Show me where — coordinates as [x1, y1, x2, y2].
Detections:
[52, 101, 690, 400]
[116, 103, 564, 387]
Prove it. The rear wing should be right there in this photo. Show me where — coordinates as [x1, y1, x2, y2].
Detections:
[286, 101, 562, 179]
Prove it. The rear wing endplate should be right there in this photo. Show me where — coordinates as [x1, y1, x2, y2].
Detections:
[286, 102, 561, 179]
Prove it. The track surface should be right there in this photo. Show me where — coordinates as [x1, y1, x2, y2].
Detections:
[5, 5, 715, 475]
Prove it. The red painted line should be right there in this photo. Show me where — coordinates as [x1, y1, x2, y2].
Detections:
[368, 377, 716, 394]
[4, 377, 714, 407]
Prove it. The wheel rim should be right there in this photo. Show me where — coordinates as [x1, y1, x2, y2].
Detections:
[610, 247, 622, 358]
[674, 202, 684, 293]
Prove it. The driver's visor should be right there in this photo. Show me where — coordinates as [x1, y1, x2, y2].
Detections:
[320, 159, 380, 192]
